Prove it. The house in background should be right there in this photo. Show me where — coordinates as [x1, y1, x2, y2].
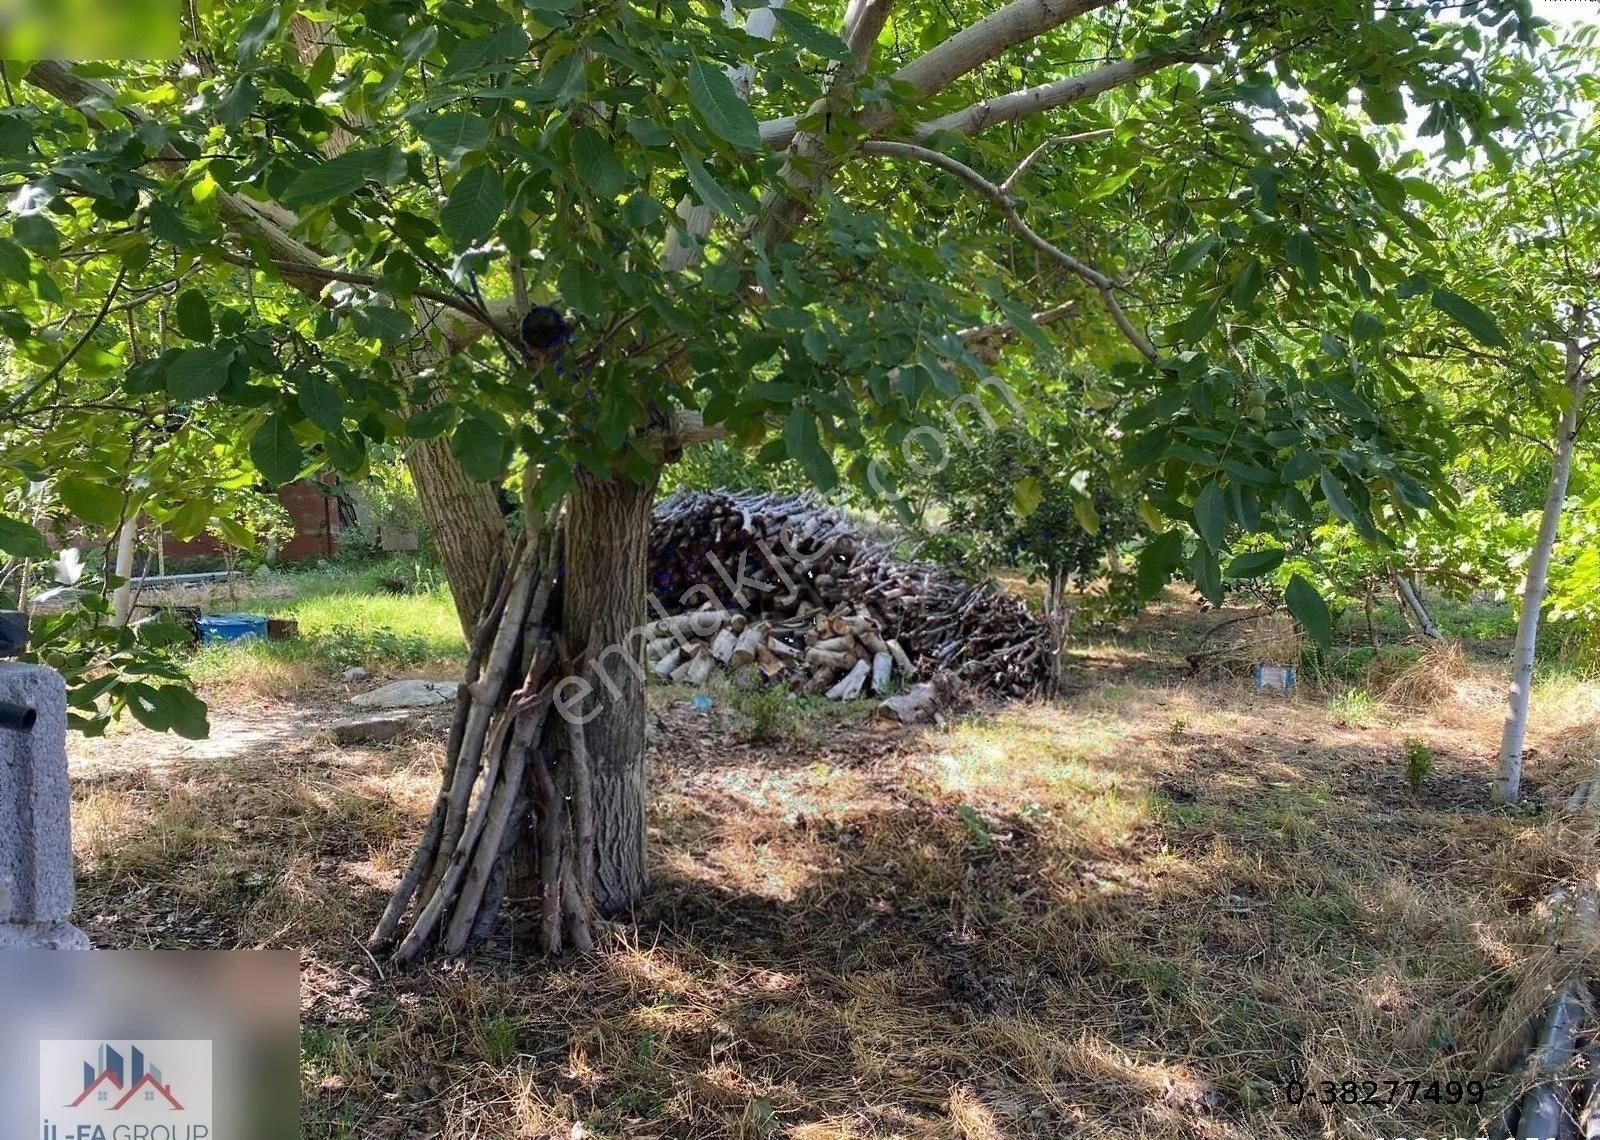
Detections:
[159, 476, 350, 567]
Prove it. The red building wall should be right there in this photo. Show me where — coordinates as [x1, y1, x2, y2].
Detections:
[161, 479, 341, 566]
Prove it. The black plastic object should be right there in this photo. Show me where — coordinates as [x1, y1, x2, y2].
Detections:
[0, 610, 26, 657]
[0, 701, 36, 732]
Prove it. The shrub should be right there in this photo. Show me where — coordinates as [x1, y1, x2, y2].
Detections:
[1404, 738, 1434, 791]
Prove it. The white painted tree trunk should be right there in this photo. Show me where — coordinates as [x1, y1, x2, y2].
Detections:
[1495, 339, 1587, 804]
[110, 516, 137, 626]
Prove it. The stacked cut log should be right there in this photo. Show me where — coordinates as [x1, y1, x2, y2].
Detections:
[647, 489, 1053, 698]
[644, 602, 917, 698]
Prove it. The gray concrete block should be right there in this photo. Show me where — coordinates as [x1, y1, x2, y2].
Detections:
[0, 662, 88, 948]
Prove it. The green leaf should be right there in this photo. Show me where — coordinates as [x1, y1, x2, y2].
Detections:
[1136, 529, 1185, 600]
[282, 151, 371, 207]
[1169, 236, 1215, 275]
[167, 347, 232, 400]
[0, 112, 33, 156]
[236, 4, 281, 64]
[687, 60, 761, 152]
[149, 200, 201, 247]
[1190, 544, 1223, 605]
[1351, 310, 1383, 341]
[441, 24, 530, 79]
[451, 413, 510, 481]
[1012, 476, 1042, 518]
[1286, 231, 1320, 287]
[772, 8, 853, 60]
[1430, 289, 1507, 348]
[1193, 480, 1227, 551]
[169, 498, 211, 540]
[0, 514, 47, 558]
[407, 405, 454, 440]
[1231, 258, 1264, 307]
[323, 431, 367, 474]
[1285, 574, 1332, 649]
[622, 193, 663, 229]
[556, 260, 604, 318]
[1224, 548, 1284, 578]
[56, 476, 123, 528]
[441, 164, 505, 245]
[251, 413, 305, 485]
[1362, 84, 1406, 125]
[173, 289, 213, 342]
[0, 237, 30, 281]
[13, 215, 60, 255]
[298, 376, 343, 432]
[680, 153, 745, 218]
[351, 305, 414, 346]
[217, 76, 259, 128]
[421, 112, 491, 164]
[572, 127, 628, 198]
[1319, 467, 1372, 538]
[1071, 495, 1101, 534]
[158, 685, 210, 739]
[1174, 300, 1220, 343]
[123, 682, 207, 738]
[783, 407, 836, 491]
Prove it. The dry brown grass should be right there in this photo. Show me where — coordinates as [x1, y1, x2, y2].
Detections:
[1376, 638, 1469, 709]
[64, 605, 1600, 1139]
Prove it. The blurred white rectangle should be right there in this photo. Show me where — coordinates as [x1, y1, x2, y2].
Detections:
[1253, 664, 1296, 694]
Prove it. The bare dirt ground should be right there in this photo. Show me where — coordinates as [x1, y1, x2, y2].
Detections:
[65, 602, 1600, 1139]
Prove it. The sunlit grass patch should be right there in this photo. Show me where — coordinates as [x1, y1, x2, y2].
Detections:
[185, 560, 466, 697]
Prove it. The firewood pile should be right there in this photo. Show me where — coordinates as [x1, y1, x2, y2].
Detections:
[645, 490, 1054, 698]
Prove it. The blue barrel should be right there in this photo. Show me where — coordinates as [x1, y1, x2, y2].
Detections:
[198, 614, 269, 644]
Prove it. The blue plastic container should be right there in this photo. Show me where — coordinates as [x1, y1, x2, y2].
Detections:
[198, 614, 269, 644]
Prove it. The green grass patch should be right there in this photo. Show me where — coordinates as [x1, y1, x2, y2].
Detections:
[188, 557, 465, 692]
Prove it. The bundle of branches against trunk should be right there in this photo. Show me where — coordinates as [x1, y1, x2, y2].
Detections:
[648, 489, 1053, 697]
[371, 514, 602, 965]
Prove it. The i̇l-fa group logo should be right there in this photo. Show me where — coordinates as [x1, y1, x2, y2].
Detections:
[39, 1041, 211, 1140]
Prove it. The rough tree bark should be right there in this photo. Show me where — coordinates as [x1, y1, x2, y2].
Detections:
[1495, 338, 1588, 805]
[406, 433, 511, 637]
[561, 470, 657, 914]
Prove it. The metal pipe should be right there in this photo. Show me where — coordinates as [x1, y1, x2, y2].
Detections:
[0, 701, 37, 731]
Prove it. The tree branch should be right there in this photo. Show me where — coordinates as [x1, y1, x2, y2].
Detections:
[957, 299, 1079, 345]
[858, 139, 1157, 361]
[746, 0, 895, 252]
[914, 42, 1212, 139]
[1000, 129, 1113, 191]
[212, 250, 512, 340]
[23, 59, 517, 355]
[4, 261, 128, 416]
[760, 42, 1206, 149]
[842, 0, 896, 68]
[892, 0, 1118, 101]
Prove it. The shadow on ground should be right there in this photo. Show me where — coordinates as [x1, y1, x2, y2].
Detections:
[68, 652, 1591, 1140]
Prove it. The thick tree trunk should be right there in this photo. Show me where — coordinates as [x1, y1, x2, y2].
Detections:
[406, 434, 511, 637]
[562, 470, 657, 915]
[1496, 340, 1587, 805]
[373, 469, 659, 961]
